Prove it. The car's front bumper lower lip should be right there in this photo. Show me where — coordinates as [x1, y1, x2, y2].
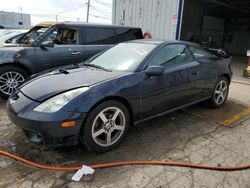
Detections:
[7, 92, 86, 147]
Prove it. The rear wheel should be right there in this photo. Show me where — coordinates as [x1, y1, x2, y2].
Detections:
[0, 66, 28, 98]
[206, 76, 229, 108]
[81, 100, 130, 152]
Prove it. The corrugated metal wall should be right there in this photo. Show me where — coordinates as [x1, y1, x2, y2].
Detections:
[112, 0, 180, 40]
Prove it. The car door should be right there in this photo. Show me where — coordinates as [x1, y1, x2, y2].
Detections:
[141, 43, 203, 118]
[33, 26, 84, 71]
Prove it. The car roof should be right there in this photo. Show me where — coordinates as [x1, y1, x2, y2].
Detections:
[127, 39, 202, 47]
[52, 21, 141, 30]
[35, 21, 58, 27]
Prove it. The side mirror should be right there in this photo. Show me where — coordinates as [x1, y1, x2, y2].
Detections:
[40, 41, 54, 48]
[145, 66, 164, 77]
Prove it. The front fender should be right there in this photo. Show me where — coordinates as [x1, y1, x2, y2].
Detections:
[0, 47, 25, 66]
[71, 73, 142, 122]
[0, 52, 15, 65]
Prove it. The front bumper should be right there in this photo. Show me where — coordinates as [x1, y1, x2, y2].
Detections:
[7, 92, 86, 146]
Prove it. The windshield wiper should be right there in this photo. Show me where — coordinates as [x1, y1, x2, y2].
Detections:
[82, 64, 111, 72]
[58, 69, 69, 74]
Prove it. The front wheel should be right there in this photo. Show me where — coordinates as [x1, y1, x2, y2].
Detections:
[81, 100, 130, 152]
[205, 76, 229, 108]
[0, 66, 28, 98]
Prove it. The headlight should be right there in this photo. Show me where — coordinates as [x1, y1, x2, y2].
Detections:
[33, 87, 89, 113]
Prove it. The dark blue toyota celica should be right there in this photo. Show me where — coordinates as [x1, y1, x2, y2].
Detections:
[7, 40, 232, 152]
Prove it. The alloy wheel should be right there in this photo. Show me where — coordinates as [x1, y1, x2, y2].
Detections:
[0, 71, 25, 96]
[214, 80, 228, 105]
[91, 107, 126, 147]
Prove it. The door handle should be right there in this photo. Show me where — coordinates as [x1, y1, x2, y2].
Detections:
[71, 51, 81, 55]
[192, 71, 199, 75]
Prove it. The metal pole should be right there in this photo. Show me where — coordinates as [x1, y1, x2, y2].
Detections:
[86, 0, 90, 22]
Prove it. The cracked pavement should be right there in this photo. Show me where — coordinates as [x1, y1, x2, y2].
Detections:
[0, 58, 250, 187]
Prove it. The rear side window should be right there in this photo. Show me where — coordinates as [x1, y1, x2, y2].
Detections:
[116, 28, 143, 42]
[189, 46, 217, 59]
[85, 27, 116, 45]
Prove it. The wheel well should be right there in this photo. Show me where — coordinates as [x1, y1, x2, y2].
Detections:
[221, 73, 231, 83]
[87, 96, 134, 125]
[0, 63, 31, 76]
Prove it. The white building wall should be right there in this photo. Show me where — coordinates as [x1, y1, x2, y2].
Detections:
[112, 0, 180, 40]
[0, 11, 31, 29]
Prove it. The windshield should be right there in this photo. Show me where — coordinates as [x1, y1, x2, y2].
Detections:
[17, 26, 50, 45]
[84, 43, 156, 71]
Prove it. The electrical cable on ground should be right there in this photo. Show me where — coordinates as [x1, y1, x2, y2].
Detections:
[1, 150, 250, 172]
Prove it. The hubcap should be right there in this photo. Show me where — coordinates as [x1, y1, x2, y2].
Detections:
[92, 107, 126, 147]
[214, 80, 228, 105]
[0, 71, 25, 96]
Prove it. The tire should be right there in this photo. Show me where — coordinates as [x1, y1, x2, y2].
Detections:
[81, 100, 130, 152]
[0, 66, 28, 98]
[205, 76, 229, 108]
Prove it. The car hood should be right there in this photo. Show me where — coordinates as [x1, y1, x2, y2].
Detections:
[19, 66, 126, 102]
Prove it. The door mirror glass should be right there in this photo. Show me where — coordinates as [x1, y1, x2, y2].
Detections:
[145, 66, 164, 77]
[40, 41, 54, 48]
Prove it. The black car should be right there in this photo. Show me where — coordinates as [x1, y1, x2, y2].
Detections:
[0, 22, 143, 97]
[7, 40, 232, 152]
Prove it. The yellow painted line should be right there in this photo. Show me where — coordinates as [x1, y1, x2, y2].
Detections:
[223, 108, 250, 126]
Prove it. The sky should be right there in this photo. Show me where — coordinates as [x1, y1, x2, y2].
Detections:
[0, 0, 112, 25]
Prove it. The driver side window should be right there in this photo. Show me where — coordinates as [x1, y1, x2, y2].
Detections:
[148, 44, 193, 67]
[43, 27, 79, 45]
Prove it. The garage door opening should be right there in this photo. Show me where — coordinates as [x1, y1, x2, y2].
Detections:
[180, 0, 250, 79]
[180, 0, 250, 55]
